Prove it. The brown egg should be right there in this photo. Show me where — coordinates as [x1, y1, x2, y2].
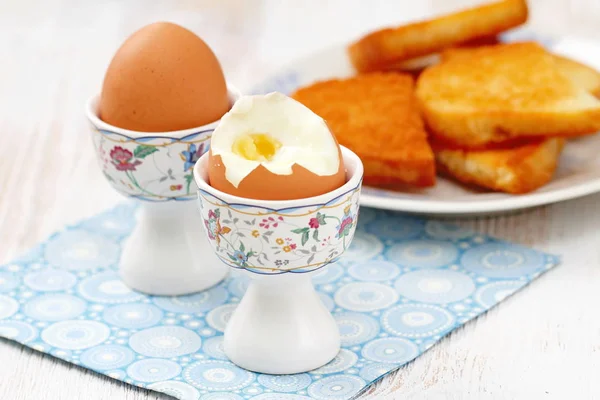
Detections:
[208, 148, 346, 201]
[100, 22, 229, 132]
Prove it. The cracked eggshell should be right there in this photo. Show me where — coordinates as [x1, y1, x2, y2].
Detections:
[207, 93, 346, 201]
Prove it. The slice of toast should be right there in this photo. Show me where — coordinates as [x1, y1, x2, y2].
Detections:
[416, 42, 600, 148]
[435, 138, 564, 194]
[291, 72, 435, 187]
[348, 0, 528, 73]
[442, 45, 600, 96]
[387, 51, 600, 92]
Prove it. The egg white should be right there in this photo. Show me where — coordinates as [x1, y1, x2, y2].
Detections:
[210, 92, 341, 188]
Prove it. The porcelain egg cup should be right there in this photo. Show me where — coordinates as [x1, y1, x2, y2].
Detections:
[194, 146, 364, 374]
[86, 86, 240, 296]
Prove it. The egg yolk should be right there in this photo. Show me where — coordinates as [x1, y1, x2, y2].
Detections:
[232, 133, 282, 162]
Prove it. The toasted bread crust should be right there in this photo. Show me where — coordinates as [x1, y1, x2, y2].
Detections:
[421, 106, 600, 148]
[348, 0, 528, 72]
[292, 72, 435, 187]
[435, 138, 564, 193]
[386, 35, 502, 74]
[417, 42, 600, 148]
[442, 45, 600, 96]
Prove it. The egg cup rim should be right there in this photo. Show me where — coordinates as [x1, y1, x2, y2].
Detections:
[85, 84, 241, 139]
[194, 145, 364, 209]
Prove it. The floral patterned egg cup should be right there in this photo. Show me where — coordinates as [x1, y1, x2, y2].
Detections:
[85, 86, 240, 296]
[194, 146, 364, 374]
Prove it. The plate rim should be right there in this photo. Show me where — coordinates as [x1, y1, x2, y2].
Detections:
[359, 177, 600, 213]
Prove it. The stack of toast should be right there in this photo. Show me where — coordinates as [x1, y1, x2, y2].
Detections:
[292, 0, 600, 194]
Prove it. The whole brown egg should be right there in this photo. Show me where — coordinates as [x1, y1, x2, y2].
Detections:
[99, 22, 230, 132]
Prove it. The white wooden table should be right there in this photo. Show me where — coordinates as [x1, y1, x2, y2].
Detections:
[2, 1, 600, 398]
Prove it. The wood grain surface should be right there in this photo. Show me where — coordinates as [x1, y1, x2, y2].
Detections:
[1, 1, 600, 399]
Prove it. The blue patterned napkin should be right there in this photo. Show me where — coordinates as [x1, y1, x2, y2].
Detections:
[0, 204, 558, 400]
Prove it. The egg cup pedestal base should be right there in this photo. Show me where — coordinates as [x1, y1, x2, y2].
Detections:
[120, 201, 228, 296]
[224, 272, 340, 374]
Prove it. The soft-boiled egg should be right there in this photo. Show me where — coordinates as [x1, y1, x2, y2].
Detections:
[208, 93, 346, 200]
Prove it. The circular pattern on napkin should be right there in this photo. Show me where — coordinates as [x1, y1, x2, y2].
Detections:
[334, 282, 398, 311]
[475, 280, 526, 308]
[103, 303, 163, 329]
[152, 287, 229, 313]
[363, 216, 423, 240]
[334, 312, 379, 346]
[147, 380, 200, 400]
[41, 320, 110, 350]
[24, 268, 77, 291]
[0, 272, 20, 293]
[381, 304, 455, 338]
[348, 260, 400, 282]
[258, 373, 312, 393]
[80, 344, 135, 370]
[386, 239, 458, 268]
[248, 394, 308, 400]
[311, 264, 344, 285]
[394, 269, 476, 304]
[461, 243, 546, 278]
[127, 358, 181, 382]
[206, 304, 237, 332]
[202, 336, 227, 360]
[183, 360, 255, 391]
[0, 320, 38, 342]
[340, 232, 384, 262]
[129, 326, 201, 357]
[0, 296, 19, 319]
[78, 272, 142, 304]
[23, 294, 86, 321]
[44, 230, 119, 270]
[307, 375, 366, 400]
[79, 206, 135, 237]
[310, 350, 358, 374]
[361, 337, 419, 363]
[425, 221, 473, 240]
[359, 362, 397, 382]
[200, 392, 244, 400]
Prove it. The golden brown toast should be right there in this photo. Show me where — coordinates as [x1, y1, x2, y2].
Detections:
[348, 0, 528, 73]
[442, 45, 600, 96]
[416, 42, 600, 148]
[435, 138, 564, 194]
[432, 44, 599, 194]
[291, 73, 435, 187]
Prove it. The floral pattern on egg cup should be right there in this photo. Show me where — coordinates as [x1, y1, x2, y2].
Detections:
[197, 186, 360, 275]
[88, 85, 239, 202]
[92, 126, 212, 202]
[85, 86, 240, 296]
[194, 145, 364, 374]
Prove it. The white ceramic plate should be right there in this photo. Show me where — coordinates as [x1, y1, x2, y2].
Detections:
[249, 34, 600, 216]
